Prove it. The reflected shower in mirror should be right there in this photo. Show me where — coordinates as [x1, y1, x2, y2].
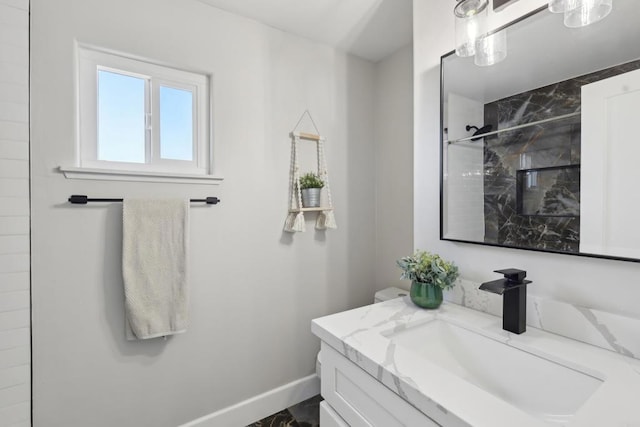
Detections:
[441, 3, 640, 262]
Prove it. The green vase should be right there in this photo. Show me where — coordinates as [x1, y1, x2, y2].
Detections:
[410, 281, 443, 309]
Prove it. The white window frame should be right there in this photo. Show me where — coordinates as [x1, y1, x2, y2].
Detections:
[62, 45, 221, 184]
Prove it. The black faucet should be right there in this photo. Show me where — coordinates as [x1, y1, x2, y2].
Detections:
[479, 269, 532, 334]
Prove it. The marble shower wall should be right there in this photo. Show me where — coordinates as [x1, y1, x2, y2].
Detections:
[482, 59, 640, 253]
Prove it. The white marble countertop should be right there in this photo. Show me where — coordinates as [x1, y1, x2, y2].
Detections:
[312, 297, 640, 427]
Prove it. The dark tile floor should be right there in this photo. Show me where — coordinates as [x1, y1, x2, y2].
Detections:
[246, 394, 322, 427]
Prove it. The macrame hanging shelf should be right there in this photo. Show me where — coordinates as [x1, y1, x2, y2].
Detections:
[284, 111, 337, 233]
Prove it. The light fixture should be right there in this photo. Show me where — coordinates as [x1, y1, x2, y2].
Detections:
[474, 29, 507, 66]
[548, 0, 613, 28]
[454, 0, 488, 57]
[564, 0, 612, 27]
[548, 0, 569, 13]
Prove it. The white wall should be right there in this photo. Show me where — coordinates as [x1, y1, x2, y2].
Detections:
[30, 0, 377, 426]
[373, 45, 414, 291]
[443, 93, 485, 241]
[444, 144, 485, 242]
[414, 0, 640, 320]
[0, 0, 31, 426]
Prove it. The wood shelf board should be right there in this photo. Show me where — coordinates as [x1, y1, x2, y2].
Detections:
[289, 207, 334, 213]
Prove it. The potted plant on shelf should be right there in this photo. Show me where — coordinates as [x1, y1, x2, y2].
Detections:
[396, 250, 459, 309]
[299, 172, 324, 208]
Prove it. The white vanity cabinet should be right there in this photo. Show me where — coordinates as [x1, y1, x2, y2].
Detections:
[319, 401, 349, 427]
[313, 298, 640, 427]
[319, 343, 439, 427]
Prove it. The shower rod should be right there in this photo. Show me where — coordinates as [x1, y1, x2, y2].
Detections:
[68, 195, 221, 205]
[446, 112, 581, 145]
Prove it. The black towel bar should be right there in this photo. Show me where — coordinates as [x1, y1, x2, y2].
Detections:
[68, 195, 220, 205]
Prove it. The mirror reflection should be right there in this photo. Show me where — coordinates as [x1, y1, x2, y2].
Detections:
[441, 2, 640, 261]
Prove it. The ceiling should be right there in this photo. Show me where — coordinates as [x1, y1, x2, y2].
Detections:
[197, 0, 413, 62]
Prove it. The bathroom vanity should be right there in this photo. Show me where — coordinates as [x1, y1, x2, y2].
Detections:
[312, 297, 640, 426]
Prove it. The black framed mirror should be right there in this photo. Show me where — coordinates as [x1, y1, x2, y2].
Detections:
[440, 3, 640, 262]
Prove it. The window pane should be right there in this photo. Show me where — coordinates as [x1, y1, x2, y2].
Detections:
[98, 70, 146, 163]
[160, 86, 194, 161]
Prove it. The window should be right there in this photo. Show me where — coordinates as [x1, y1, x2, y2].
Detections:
[69, 45, 218, 182]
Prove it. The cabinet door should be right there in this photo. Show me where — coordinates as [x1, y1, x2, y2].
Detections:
[581, 68, 640, 258]
[321, 343, 439, 427]
[320, 401, 350, 427]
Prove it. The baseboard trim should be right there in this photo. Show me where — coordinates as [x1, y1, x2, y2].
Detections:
[179, 374, 320, 427]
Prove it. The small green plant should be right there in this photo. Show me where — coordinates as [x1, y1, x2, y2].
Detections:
[396, 250, 459, 289]
[299, 172, 325, 189]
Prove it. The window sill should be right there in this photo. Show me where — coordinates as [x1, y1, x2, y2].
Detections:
[59, 166, 224, 185]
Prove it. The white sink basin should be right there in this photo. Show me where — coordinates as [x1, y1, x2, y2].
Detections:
[385, 319, 603, 425]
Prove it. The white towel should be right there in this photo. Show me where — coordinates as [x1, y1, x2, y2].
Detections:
[122, 199, 189, 340]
